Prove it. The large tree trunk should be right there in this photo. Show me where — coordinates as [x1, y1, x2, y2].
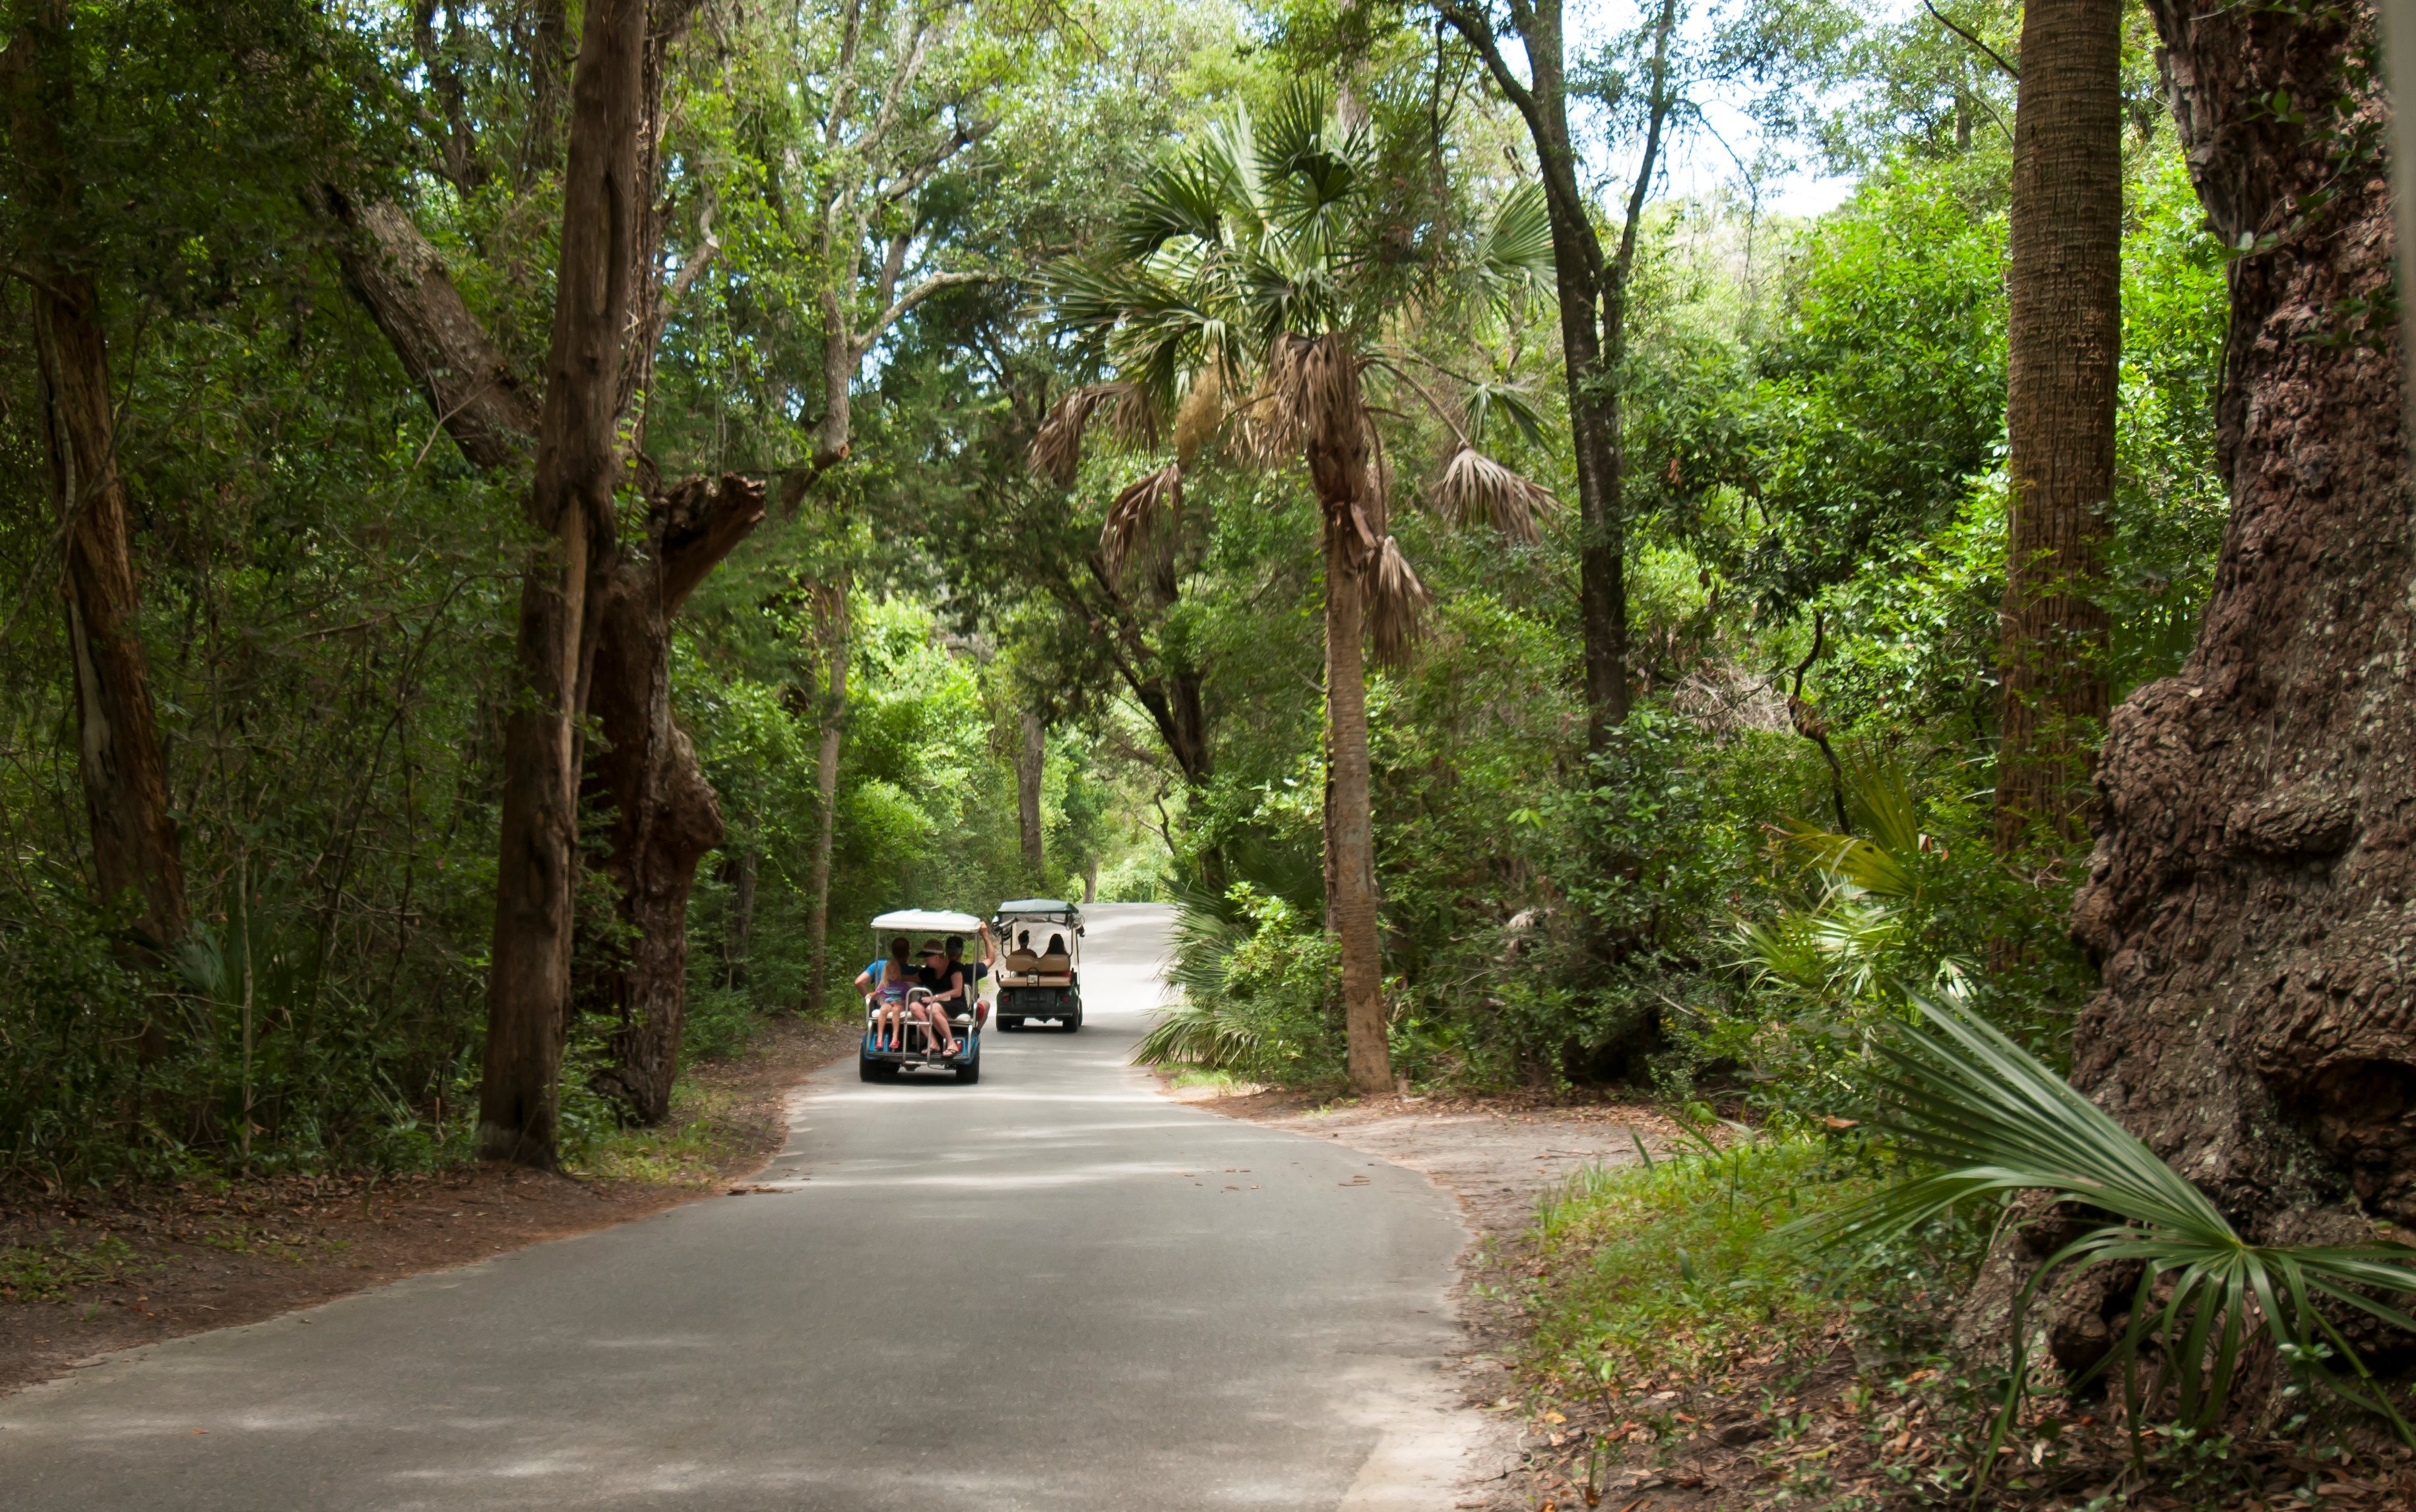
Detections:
[1017, 709, 1046, 881]
[2000, 0, 2405, 1395]
[3, 9, 187, 956]
[804, 577, 849, 1015]
[1995, 0, 2121, 853]
[477, 0, 649, 1168]
[585, 476, 766, 1122]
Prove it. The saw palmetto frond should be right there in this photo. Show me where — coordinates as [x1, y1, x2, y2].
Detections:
[1795, 997, 2416, 1492]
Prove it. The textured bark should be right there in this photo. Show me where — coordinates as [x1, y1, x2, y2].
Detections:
[804, 578, 850, 1016]
[318, 189, 540, 473]
[585, 476, 766, 1123]
[478, 0, 649, 1168]
[1996, 0, 2121, 852]
[1290, 333, 1392, 1095]
[1438, 0, 1671, 749]
[1962, 0, 2409, 1395]
[1325, 523, 1388, 1096]
[1017, 710, 1046, 880]
[723, 846, 756, 986]
[3, 9, 187, 954]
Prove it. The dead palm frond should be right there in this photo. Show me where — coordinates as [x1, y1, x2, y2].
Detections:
[1261, 334, 1354, 438]
[1100, 464, 1183, 576]
[1366, 534, 1432, 667]
[1029, 381, 1157, 486]
[1432, 444, 1550, 544]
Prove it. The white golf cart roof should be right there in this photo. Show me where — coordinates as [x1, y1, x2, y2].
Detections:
[869, 908, 986, 935]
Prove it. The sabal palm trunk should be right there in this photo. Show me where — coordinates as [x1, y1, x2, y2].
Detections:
[1995, 0, 2120, 852]
[1323, 522, 1389, 1094]
[1292, 333, 1391, 1096]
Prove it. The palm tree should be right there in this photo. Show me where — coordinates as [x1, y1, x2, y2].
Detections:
[1029, 82, 1552, 1095]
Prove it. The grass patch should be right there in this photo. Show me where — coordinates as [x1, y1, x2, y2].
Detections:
[563, 1079, 762, 1186]
[0, 1233, 149, 1302]
[1523, 1135, 1926, 1395]
[1166, 1069, 1264, 1094]
[1507, 1131, 2008, 1505]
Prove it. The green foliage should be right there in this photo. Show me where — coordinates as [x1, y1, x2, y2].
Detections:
[1808, 999, 2416, 1478]
[1523, 1131, 1987, 1406]
[0, 1234, 147, 1303]
[1137, 885, 1341, 1083]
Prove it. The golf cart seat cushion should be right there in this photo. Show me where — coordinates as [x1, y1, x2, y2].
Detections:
[1035, 951, 1071, 974]
[1004, 948, 1041, 972]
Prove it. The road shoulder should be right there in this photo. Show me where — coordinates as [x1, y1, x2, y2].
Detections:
[0, 1016, 856, 1397]
[1166, 1081, 1684, 1509]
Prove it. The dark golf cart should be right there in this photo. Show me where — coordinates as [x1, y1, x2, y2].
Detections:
[991, 898, 1083, 1032]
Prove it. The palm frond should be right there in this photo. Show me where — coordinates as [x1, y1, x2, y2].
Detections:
[1795, 997, 2416, 1487]
[1464, 379, 1548, 451]
[1841, 743, 1923, 860]
[1198, 108, 1265, 235]
[1100, 464, 1183, 577]
[1118, 154, 1228, 260]
[1777, 745, 1924, 900]
[1366, 534, 1432, 668]
[1029, 382, 1154, 487]
[1477, 180, 1554, 301]
[1431, 445, 1551, 544]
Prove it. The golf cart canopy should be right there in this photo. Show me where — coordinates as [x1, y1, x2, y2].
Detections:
[994, 898, 1081, 928]
[869, 908, 986, 935]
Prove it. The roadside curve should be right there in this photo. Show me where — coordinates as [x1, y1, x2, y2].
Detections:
[0, 903, 1475, 1511]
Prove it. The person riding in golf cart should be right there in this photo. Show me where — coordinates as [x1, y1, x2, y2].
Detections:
[991, 898, 1083, 1032]
[857, 908, 986, 1083]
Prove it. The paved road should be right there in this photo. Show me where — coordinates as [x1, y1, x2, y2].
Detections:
[0, 904, 1472, 1510]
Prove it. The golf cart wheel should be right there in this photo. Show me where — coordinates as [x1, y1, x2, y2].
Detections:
[1000, 1016, 1021, 1032]
[1061, 1013, 1080, 1032]
[858, 1046, 897, 1081]
[955, 1047, 981, 1084]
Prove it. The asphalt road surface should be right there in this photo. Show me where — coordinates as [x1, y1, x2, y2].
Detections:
[0, 904, 1473, 1510]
